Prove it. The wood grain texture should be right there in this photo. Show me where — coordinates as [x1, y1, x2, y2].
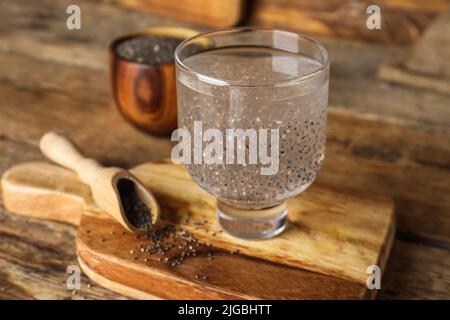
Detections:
[108, 0, 245, 27]
[0, 0, 448, 300]
[2, 161, 376, 299]
[249, 0, 450, 44]
[112, 52, 178, 135]
[0, 0, 205, 69]
[379, 239, 450, 299]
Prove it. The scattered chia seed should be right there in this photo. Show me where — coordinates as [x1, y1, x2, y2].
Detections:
[118, 179, 152, 231]
[116, 35, 182, 65]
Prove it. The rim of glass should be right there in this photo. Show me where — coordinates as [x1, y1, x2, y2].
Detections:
[174, 27, 329, 88]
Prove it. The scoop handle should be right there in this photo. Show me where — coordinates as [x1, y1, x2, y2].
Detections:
[39, 132, 102, 185]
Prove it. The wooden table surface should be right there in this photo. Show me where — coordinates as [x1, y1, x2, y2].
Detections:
[0, 0, 449, 300]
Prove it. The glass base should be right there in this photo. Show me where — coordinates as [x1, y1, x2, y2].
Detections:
[217, 200, 287, 240]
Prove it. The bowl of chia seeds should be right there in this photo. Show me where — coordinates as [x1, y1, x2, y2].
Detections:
[110, 27, 198, 136]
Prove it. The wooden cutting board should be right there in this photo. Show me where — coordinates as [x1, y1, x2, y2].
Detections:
[1, 160, 395, 299]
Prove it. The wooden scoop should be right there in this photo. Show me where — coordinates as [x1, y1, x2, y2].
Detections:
[39, 132, 160, 234]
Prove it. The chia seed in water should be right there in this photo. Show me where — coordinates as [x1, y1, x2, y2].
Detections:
[116, 35, 182, 64]
[177, 47, 328, 208]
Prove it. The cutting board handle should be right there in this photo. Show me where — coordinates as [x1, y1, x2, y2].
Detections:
[40, 132, 102, 186]
[0, 162, 91, 226]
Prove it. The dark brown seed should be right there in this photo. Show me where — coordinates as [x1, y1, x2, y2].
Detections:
[118, 179, 152, 231]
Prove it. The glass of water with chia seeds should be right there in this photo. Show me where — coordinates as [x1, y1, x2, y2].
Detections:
[174, 28, 329, 239]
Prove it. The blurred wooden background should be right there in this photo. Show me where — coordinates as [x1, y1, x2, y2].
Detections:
[0, 0, 449, 299]
[106, 0, 450, 44]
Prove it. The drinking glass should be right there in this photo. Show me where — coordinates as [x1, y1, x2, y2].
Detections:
[174, 28, 329, 239]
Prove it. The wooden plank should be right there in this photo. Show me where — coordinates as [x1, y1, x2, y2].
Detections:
[249, 0, 450, 44]
[0, 0, 203, 69]
[379, 239, 450, 299]
[107, 0, 245, 27]
[0, 189, 126, 299]
[2, 0, 450, 128]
